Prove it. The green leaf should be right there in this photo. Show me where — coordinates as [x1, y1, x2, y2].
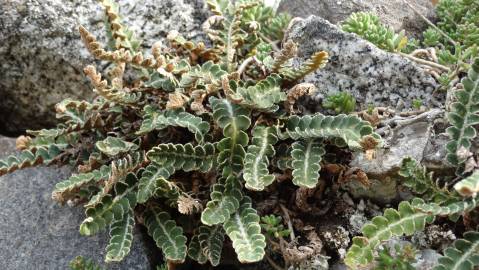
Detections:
[79, 173, 138, 236]
[434, 231, 479, 270]
[232, 74, 286, 111]
[446, 59, 479, 170]
[179, 61, 227, 90]
[137, 105, 210, 142]
[210, 97, 251, 176]
[95, 136, 138, 157]
[291, 140, 325, 188]
[201, 176, 243, 226]
[105, 209, 135, 262]
[53, 152, 144, 204]
[198, 225, 225, 266]
[279, 113, 381, 151]
[144, 207, 187, 263]
[243, 126, 278, 191]
[147, 143, 216, 173]
[345, 198, 434, 268]
[188, 234, 208, 264]
[0, 145, 63, 176]
[223, 197, 266, 263]
[137, 164, 175, 203]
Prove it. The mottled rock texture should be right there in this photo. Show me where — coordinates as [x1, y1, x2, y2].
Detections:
[278, 0, 436, 38]
[0, 0, 206, 135]
[0, 136, 151, 269]
[286, 16, 439, 111]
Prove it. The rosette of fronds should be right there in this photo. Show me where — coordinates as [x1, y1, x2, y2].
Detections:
[0, 0, 381, 268]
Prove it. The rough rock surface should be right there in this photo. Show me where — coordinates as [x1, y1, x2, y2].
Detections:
[278, 0, 436, 38]
[346, 109, 449, 203]
[0, 0, 207, 135]
[287, 16, 439, 111]
[0, 136, 151, 269]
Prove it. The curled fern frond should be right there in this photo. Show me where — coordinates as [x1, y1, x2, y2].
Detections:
[446, 59, 479, 170]
[136, 105, 210, 142]
[279, 113, 381, 151]
[243, 126, 278, 191]
[433, 231, 479, 270]
[271, 40, 297, 73]
[84, 65, 142, 105]
[144, 206, 188, 263]
[229, 74, 286, 111]
[454, 171, 479, 197]
[147, 143, 216, 173]
[291, 140, 325, 188]
[223, 196, 266, 263]
[201, 176, 243, 226]
[95, 136, 138, 157]
[105, 209, 135, 262]
[345, 198, 434, 268]
[179, 61, 227, 91]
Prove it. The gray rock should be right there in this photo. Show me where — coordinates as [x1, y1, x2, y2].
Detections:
[0, 136, 151, 269]
[286, 16, 439, 111]
[0, 0, 207, 135]
[346, 109, 447, 203]
[278, 0, 436, 38]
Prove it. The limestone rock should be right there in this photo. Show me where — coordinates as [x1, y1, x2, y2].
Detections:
[0, 136, 151, 269]
[286, 16, 440, 111]
[278, 0, 436, 38]
[0, 0, 207, 135]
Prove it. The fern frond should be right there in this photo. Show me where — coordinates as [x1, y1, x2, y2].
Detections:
[223, 196, 266, 263]
[147, 143, 216, 173]
[144, 206, 188, 263]
[95, 136, 138, 157]
[399, 157, 456, 203]
[279, 51, 329, 82]
[271, 40, 297, 73]
[345, 198, 434, 268]
[198, 225, 225, 266]
[99, 0, 141, 52]
[230, 74, 286, 111]
[0, 144, 63, 176]
[84, 65, 142, 105]
[137, 164, 175, 203]
[179, 61, 227, 91]
[52, 152, 144, 204]
[136, 105, 210, 142]
[201, 176, 243, 226]
[79, 173, 138, 236]
[243, 126, 278, 191]
[414, 197, 479, 218]
[105, 209, 135, 262]
[188, 234, 208, 264]
[446, 59, 479, 169]
[189, 225, 225, 266]
[279, 113, 381, 151]
[210, 97, 251, 176]
[433, 231, 479, 270]
[291, 140, 325, 188]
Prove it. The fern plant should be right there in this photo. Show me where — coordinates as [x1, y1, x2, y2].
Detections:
[0, 0, 383, 268]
